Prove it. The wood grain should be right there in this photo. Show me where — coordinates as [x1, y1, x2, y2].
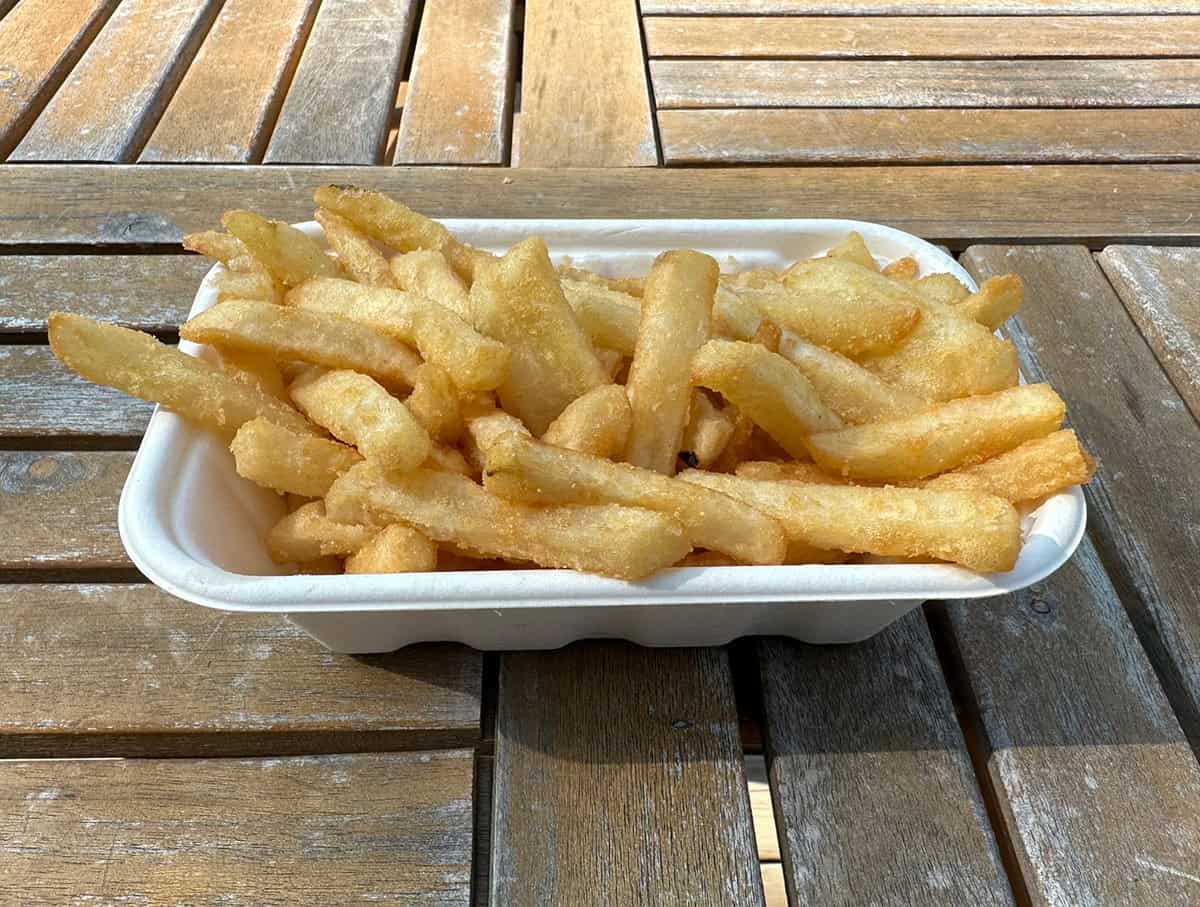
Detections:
[746, 753, 780, 861]
[393, 0, 516, 165]
[0, 254, 207, 332]
[492, 643, 764, 905]
[0, 0, 119, 158]
[759, 611, 1013, 906]
[3, 164, 1199, 248]
[263, 0, 419, 164]
[1098, 246, 1200, 424]
[645, 15, 1200, 58]
[0, 583, 482, 756]
[762, 864, 786, 907]
[11, 0, 223, 162]
[658, 108, 1200, 165]
[962, 245, 1200, 747]
[518, 0, 657, 167]
[937, 535, 1200, 906]
[0, 749, 474, 904]
[643, 1, 1200, 11]
[140, 0, 319, 163]
[652, 59, 1200, 109]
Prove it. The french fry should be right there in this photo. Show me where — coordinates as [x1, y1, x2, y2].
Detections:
[290, 368, 431, 472]
[676, 550, 739, 567]
[315, 208, 394, 288]
[679, 390, 734, 469]
[267, 501, 375, 563]
[556, 264, 645, 297]
[390, 249, 471, 320]
[298, 556, 342, 574]
[807, 383, 1065, 482]
[719, 268, 780, 290]
[220, 348, 287, 400]
[406, 362, 464, 444]
[463, 409, 532, 472]
[425, 444, 473, 476]
[181, 298, 422, 389]
[230, 417, 361, 497]
[881, 256, 919, 280]
[213, 270, 280, 304]
[679, 470, 1021, 573]
[691, 339, 842, 459]
[954, 274, 1023, 331]
[822, 231, 879, 271]
[710, 406, 755, 474]
[469, 237, 608, 433]
[346, 524, 438, 574]
[482, 432, 787, 565]
[625, 249, 719, 473]
[911, 272, 971, 305]
[48, 314, 317, 438]
[922, 429, 1094, 503]
[541, 384, 632, 459]
[595, 348, 624, 380]
[560, 277, 641, 355]
[222, 210, 339, 287]
[183, 230, 248, 265]
[735, 460, 846, 485]
[286, 278, 509, 392]
[325, 462, 690, 579]
[750, 319, 781, 353]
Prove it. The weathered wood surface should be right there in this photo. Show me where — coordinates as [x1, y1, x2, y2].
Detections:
[0, 346, 152, 438]
[762, 864, 786, 907]
[393, 0, 516, 165]
[140, 0, 319, 163]
[644, 15, 1200, 58]
[963, 245, 1200, 746]
[0, 0, 118, 158]
[652, 59, 1200, 109]
[492, 643, 764, 905]
[0, 583, 482, 756]
[0, 749, 475, 904]
[263, 0, 418, 164]
[0, 254, 206, 332]
[759, 612, 1014, 906]
[938, 535, 1200, 906]
[4, 164, 1199, 248]
[658, 108, 1200, 165]
[11, 0, 222, 162]
[643, 0, 1200, 11]
[518, 0, 657, 167]
[1098, 245, 1200, 425]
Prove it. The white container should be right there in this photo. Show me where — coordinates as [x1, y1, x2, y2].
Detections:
[119, 219, 1086, 652]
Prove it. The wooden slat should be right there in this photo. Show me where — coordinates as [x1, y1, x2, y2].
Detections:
[761, 864, 786, 907]
[263, 0, 419, 165]
[393, 0, 516, 165]
[643, 1, 1200, 12]
[11, 0, 223, 162]
[492, 643, 764, 905]
[0, 451, 130, 570]
[658, 109, 1200, 165]
[1098, 246, 1200, 424]
[0, 583, 482, 755]
[0, 0, 119, 158]
[645, 15, 1200, 58]
[3, 164, 1200, 248]
[962, 245, 1200, 745]
[0, 346, 151, 439]
[759, 612, 1014, 905]
[140, 0, 319, 163]
[0, 255, 207, 332]
[746, 754, 780, 861]
[0, 750, 474, 903]
[518, 0, 657, 167]
[652, 59, 1200, 109]
[938, 536, 1200, 906]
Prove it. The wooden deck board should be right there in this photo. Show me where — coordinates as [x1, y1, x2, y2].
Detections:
[644, 1, 1200, 12]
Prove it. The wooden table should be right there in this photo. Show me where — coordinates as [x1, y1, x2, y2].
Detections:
[2, 2, 1199, 904]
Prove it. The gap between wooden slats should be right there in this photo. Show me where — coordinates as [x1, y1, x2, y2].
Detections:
[641, 1, 1200, 13]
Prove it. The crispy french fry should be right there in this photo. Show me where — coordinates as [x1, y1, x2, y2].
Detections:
[954, 274, 1023, 331]
[676, 550, 740, 567]
[482, 433, 787, 564]
[213, 270, 280, 304]
[691, 339, 842, 459]
[822, 231, 879, 271]
[719, 268, 781, 290]
[712, 285, 765, 341]
[710, 406, 754, 474]
[751, 319, 782, 353]
[881, 256, 919, 280]
[463, 409, 532, 472]
[325, 462, 690, 579]
[541, 384, 632, 459]
[735, 460, 846, 485]
[808, 383, 1065, 482]
[469, 237, 608, 433]
[425, 444, 473, 476]
[560, 277, 641, 355]
[230, 417, 361, 496]
[48, 314, 316, 438]
[679, 471, 1021, 573]
[595, 348, 624, 380]
[285, 493, 312, 512]
[222, 210, 339, 287]
[390, 249, 471, 320]
[345, 523, 438, 574]
[181, 298, 421, 389]
[557, 264, 645, 297]
[290, 368, 431, 472]
[183, 230, 248, 265]
[678, 390, 734, 469]
[315, 208, 394, 287]
[911, 272, 971, 305]
[923, 429, 1094, 502]
[406, 362, 464, 444]
[268, 501, 375, 563]
[625, 249, 719, 473]
[298, 556, 342, 574]
[219, 348, 287, 400]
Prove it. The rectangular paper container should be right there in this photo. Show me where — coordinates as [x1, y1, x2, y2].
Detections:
[119, 219, 1086, 652]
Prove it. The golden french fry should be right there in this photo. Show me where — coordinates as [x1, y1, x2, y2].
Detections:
[325, 462, 690, 579]
[469, 237, 608, 433]
[48, 314, 316, 438]
[481, 432, 787, 565]
[710, 406, 755, 474]
[679, 390, 734, 469]
[557, 264, 645, 297]
[290, 368, 431, 472]
[463, 409, 532, 473]
[881, 256, 919, 280]
[390, 249, 471, 320]
[594, 348, 624, 380]
[541, 384, 632, 459]
[691, 339, 842, 459]
[315, 208, 394, 288]
[560, 277, 641, 355]
[911, 272, 971, 305]
[213, 270, 280, 304]
[808, 383, 1065, 482]
[181, 298, 421, 389]
[220, 348, 286, 400]
[406, 362, 464, 444]
[425, 444, 473, 476]
[345, 523, 438, 574]
[222, 210, 339, 287]
[625, 249, 719, 473]
[719, 268, 780, 290]
[676, 550, 739, 567]
[954, 274, 1023, 331]
[298, 556, 342, 574]
[822, 231, 879, 271]
[679, 470, 1021, 573]
[734, 460, 846, 484]
[268, 501, 375, 563]
[923, 429, 1094, 502]
[751, 318, 782, 353]
[183, 230, 249, 265]
[230, 417, 361, 496]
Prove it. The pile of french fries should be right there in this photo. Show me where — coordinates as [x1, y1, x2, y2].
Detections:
[48, 187, 1094, 580]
